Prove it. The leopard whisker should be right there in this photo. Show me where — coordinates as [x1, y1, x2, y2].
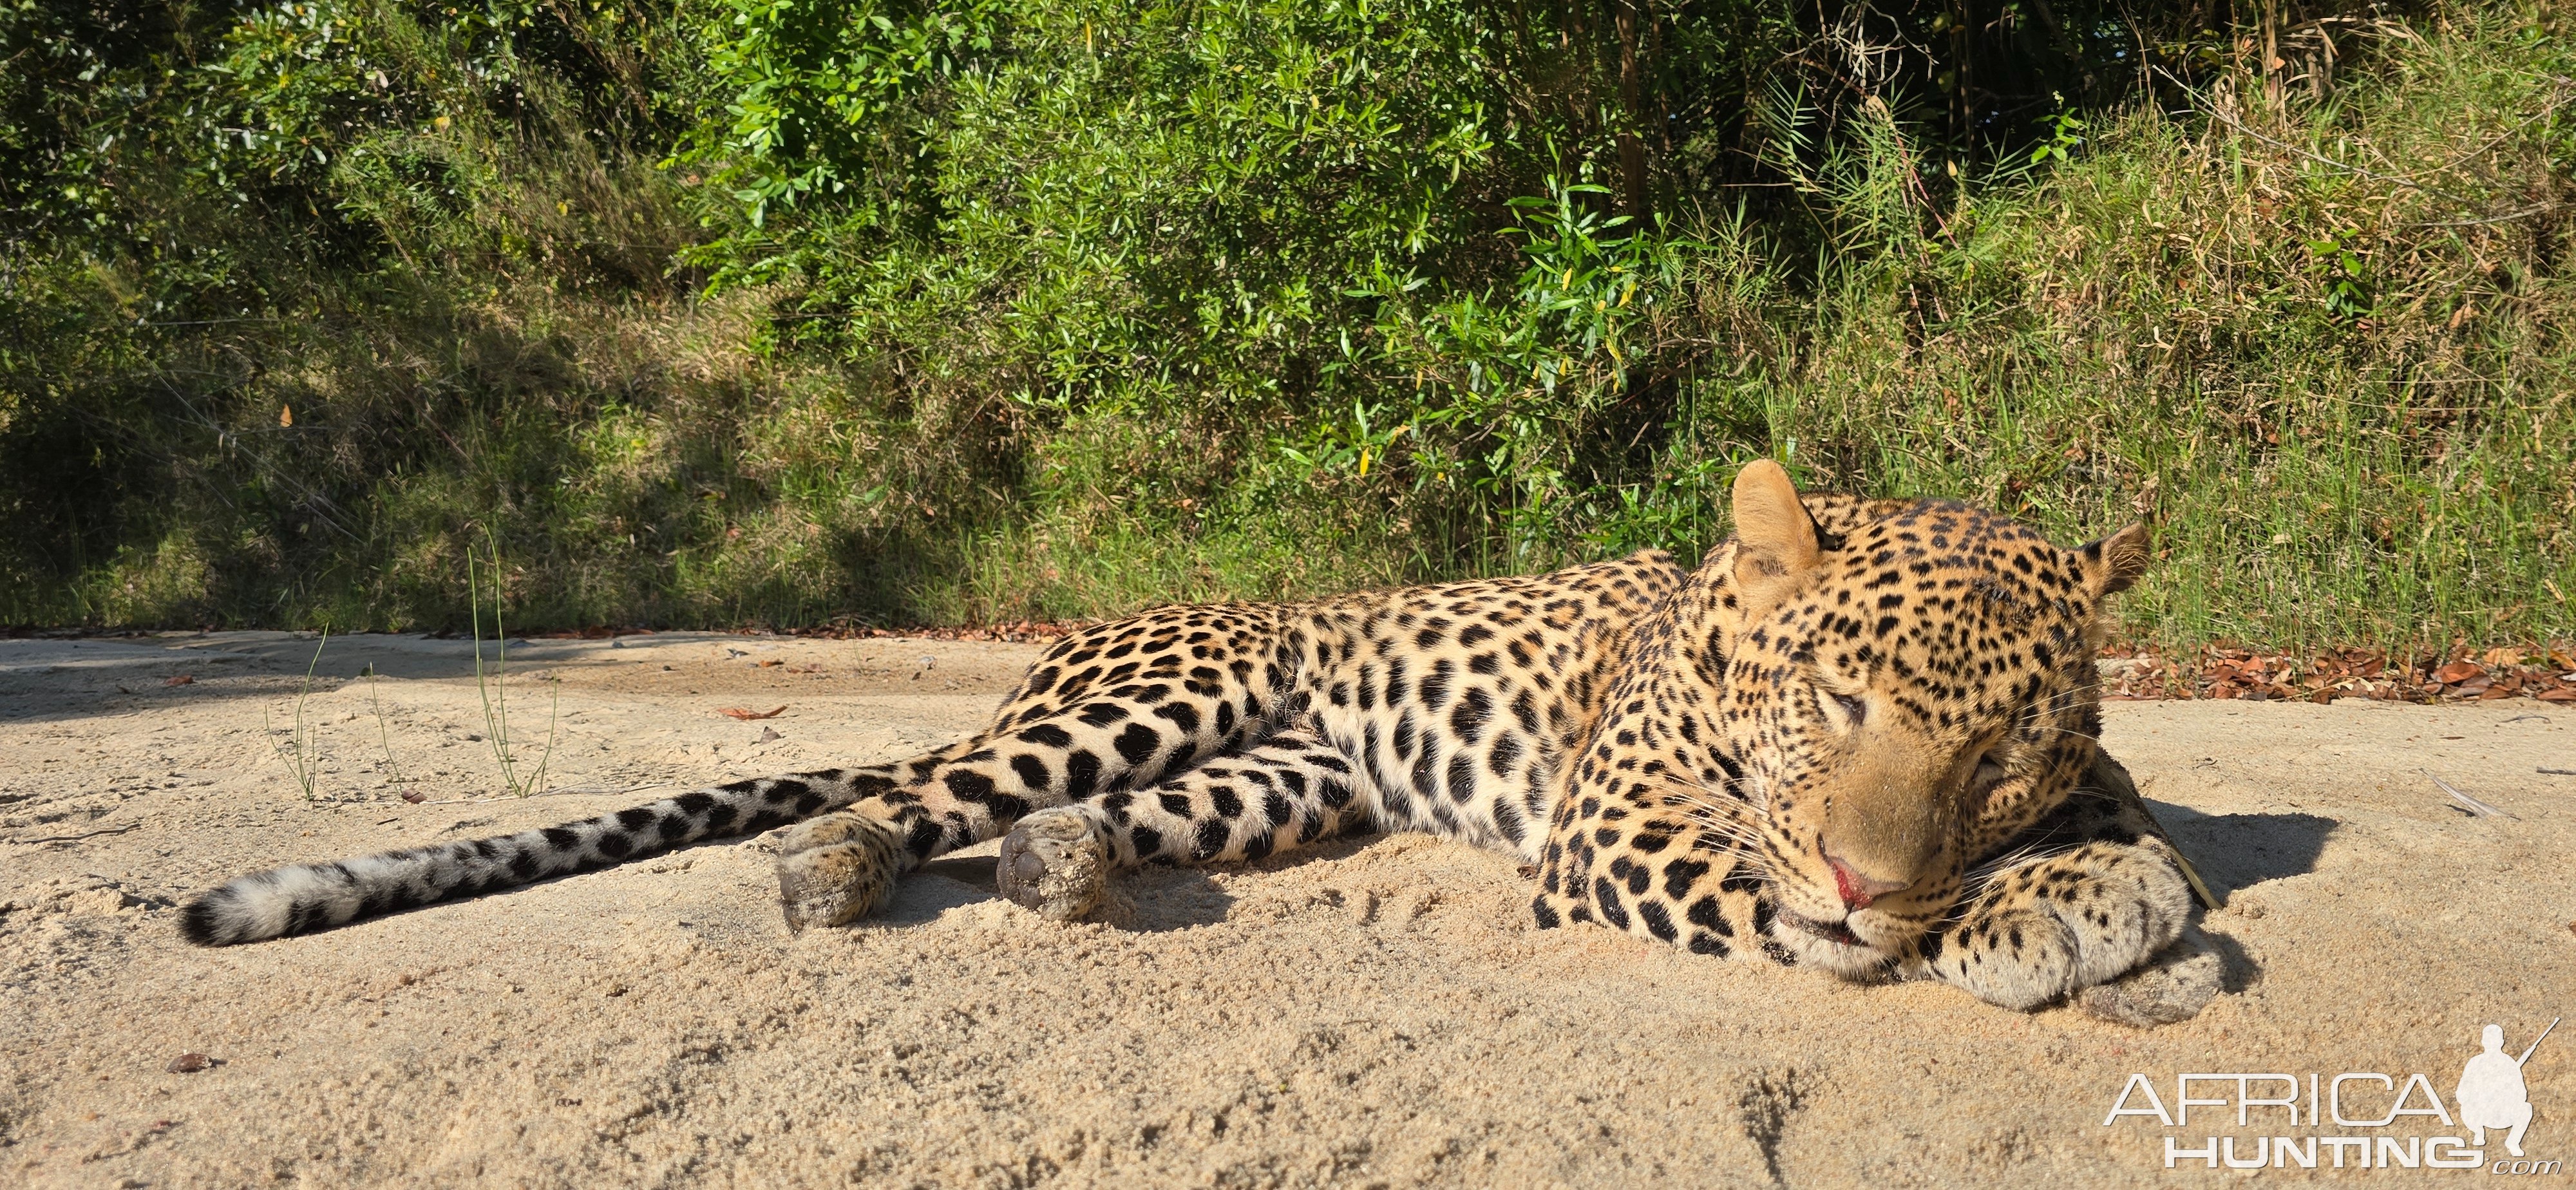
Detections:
[1650, 774, 1770, 845]
[2011, 722, 2104, 745]
[1964, 841, 2050, 887]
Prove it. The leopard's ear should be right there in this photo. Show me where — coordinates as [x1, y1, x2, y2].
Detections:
[1730, 460, 1822, 612]
[2080, 523, 2151, 598]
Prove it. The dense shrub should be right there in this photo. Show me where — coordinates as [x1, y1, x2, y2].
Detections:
[1, 0, 2568, 652]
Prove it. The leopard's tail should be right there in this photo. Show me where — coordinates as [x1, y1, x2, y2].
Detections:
[179, 766, 890, 946]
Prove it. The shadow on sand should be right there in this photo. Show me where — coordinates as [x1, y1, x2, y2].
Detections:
[880, 834, 1399, 932]
[2150, 800, 2337, 992]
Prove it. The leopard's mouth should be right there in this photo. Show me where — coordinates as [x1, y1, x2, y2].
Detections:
[1777, 908, 1868, 949]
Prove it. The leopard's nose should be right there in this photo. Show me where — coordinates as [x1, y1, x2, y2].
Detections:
[1826, 852, 1911, 910]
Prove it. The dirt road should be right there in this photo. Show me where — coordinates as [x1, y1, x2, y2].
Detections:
[3, 632, 2570, 1187]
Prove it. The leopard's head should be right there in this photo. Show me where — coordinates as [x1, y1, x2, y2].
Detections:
[1701, 462, 2148, 977]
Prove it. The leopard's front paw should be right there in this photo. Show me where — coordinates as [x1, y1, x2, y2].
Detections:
[1929, 838, 2195, 1012]
[775, 812, 906, 932]
[1928, 905, 2081, 1010]
[996, 806, 1113, 922]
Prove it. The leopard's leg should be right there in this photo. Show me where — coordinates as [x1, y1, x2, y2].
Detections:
[995, 725, 1372, 920]
[770, 736, 1064, 932]
[779, 608, 1302, 930]
[775, 723, 1236, 932]
[1911, 762, 2212, 1019]
[1534, 792, 1790, 965]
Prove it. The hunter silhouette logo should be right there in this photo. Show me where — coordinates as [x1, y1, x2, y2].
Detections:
[2459, 1019, 2553, 1159]
[2103, 1015, 2562, 1172]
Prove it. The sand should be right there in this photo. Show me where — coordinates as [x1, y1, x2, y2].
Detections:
[2, 630, 2570, 1187]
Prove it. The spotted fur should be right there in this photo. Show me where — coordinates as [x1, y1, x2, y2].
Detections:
[182, 465, 2207, 1017]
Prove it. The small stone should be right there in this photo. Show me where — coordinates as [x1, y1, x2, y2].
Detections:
[166, 1052, 213, 1073]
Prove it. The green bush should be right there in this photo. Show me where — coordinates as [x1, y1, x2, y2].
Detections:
[1, 0, 2568, 653]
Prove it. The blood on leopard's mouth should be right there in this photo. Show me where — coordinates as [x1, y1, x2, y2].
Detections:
[1778, 909, 1868, 949]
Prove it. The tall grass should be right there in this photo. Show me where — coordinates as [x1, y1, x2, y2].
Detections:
[1750, 9, 2575, 649]
[0, 0, 2566, 656]
[468, 536, 559, 798]
[266, 630, 332, 801]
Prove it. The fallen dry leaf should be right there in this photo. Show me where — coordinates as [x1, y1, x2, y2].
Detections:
[166, 1053, 213, 1073]
[756, 659, 782, 668]
[163, 674, 194, 686]
[718, 706, 787, 721]
[2537, 688, 2576, 704]
[2481, 646, 2526, 668]
[806, 619, 1078, 644]
[2095, 643, 2574, 706]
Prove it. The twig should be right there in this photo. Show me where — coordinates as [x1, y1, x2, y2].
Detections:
[6, 822, 141, 845]
[2412, 202, 2564, 229]
[417, 782, 668, 806]
[2428, 771, 2514, 819]
[2541, 767, 2576, 777]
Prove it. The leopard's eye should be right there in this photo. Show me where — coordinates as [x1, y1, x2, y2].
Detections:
[1972, 752, 2008, 787]
[1828, 691, 1867, 726]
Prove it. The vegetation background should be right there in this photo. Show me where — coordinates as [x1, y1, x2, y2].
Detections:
[3, 0, 2568, 655]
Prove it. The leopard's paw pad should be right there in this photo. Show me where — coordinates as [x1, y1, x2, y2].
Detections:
[997, 808, 1112, 923]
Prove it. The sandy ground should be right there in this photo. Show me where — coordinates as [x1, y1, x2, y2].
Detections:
[2, 630, 2571, 1188]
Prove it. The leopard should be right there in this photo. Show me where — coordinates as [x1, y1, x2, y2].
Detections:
[180, 462, 2222, 1022]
